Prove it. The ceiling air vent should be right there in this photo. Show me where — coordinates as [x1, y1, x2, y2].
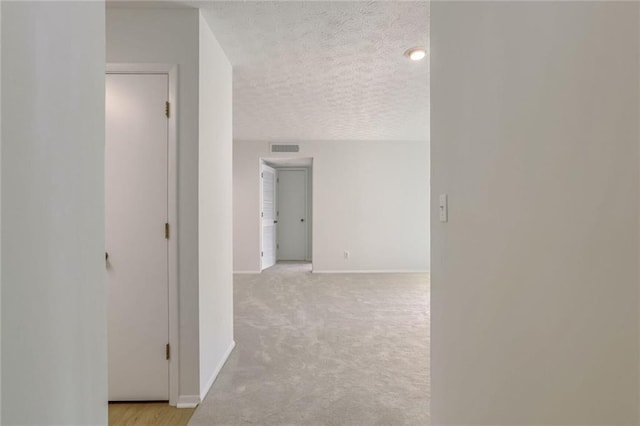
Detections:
[270, 144, 300, 153]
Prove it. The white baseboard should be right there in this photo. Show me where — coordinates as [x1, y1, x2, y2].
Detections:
[313, 270, 430, 274]
[233, 270, 260, 274]
[200, 340, 236, 400]
[176, 395, 200, 409]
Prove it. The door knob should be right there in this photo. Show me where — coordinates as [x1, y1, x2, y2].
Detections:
[300, 218, 305, 222]
[274, 220, 278, 224]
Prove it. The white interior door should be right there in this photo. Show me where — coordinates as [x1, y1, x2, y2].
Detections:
[277, 169, 308, 261]
[106, 73, 169, 401]
[261, 164, 277, 270]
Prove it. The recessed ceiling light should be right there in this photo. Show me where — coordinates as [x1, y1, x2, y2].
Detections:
[405, 47, 426, 61]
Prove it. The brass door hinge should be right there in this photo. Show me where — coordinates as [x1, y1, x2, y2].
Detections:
[165, 101, 170, 118]
[166, 343, 171, 360]
[165, 223, 170, 239]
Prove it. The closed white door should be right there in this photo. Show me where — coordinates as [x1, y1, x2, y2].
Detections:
[261, 164, 277, 269]
[106, 73, 169, 401]
[277, 169, 308, 260]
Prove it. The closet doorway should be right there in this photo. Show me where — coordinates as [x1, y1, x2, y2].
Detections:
[260, 158, 313, 270]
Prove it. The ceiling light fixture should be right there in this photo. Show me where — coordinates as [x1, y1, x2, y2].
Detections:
[405, 47, 426, 61]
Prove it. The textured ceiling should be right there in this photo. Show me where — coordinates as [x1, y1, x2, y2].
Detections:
[201, 1, 429, 142]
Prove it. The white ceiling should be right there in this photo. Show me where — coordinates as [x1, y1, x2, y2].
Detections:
[201, 1, 429, 142]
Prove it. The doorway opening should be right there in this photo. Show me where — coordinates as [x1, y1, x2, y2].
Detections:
[260, 157, 313, 272]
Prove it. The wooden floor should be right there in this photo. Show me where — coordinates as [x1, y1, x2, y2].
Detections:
[109, 402, 195, 426]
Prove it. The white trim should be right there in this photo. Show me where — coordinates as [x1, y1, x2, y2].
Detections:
[176, 395, 200, 409]
[234, 270, 261, 274]
[302, 168, 309, 261]
[200, 340, 236, 400]
[106, 62, 176, 75]
[166, 65, 179, 408]
[312, 271, 430, 274]
[106, 63, 180, 407]
[257, 159, 264, 271]
[310, 162, 315, 268]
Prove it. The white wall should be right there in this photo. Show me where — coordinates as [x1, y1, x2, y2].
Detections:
[234, 141, 430, 273]
[198, 10, 234, 400]
[106, 7, 202, 400]
[431, 2, 639, 424]
[1, 2, 3, 419]
[1, 2, 107, 424]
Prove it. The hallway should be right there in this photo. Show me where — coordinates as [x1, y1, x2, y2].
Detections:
[190, 263, 430, 425]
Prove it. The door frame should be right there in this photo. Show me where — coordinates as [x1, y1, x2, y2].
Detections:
[106, 63, 179, 406]
[276, 167, 309, 261]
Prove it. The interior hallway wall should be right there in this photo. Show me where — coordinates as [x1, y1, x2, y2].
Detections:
[1, 2, 107, 424]
[198, 10, 234, 401]
[234, 140, 430, 273]
[1, 2, 3, 418]
[431, 2, 639, 424]
[106, 7, 202, 401]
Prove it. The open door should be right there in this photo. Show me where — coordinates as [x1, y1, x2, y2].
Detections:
[277, 169, 308, 261]
[261, 163, 277, 270]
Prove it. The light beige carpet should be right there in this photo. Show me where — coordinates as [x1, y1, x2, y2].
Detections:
[190, 263, 430, 425]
